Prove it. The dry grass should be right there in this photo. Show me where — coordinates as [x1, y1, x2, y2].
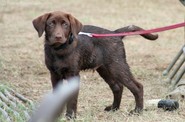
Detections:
[0, 0, 185, 121]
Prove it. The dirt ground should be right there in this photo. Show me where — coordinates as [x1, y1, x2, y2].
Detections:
[0, 0, 185, 121]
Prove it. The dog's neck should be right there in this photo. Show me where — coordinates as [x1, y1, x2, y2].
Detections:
[45, 39, 78, 58]
[53, 41, 69, 51]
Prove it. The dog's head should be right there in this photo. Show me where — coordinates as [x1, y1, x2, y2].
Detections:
[32, 11, 83, 48]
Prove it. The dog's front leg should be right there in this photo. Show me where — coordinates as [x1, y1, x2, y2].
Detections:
[65, 75, 80, 119]
[66, 91, 79, 119]
[47, 71, 65, 119]
[50, 71, 61, 89]
[50, 71, 80, 119]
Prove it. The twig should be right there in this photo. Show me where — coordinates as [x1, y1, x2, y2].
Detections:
[0, 107, 11, 122]
[0, 99, 20, 119]
[0, 85, 33, 121]
[7, 88, 35, 109]
[24, 110, 30, 120]
[7, 88, 29, 103]
[3, 89, 32, 120]
[4, 89, 17, 103]
[4, 89, 29, 111]
[0, 92, 16, 108]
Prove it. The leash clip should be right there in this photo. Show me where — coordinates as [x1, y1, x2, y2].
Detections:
[78, 32, 93, 37]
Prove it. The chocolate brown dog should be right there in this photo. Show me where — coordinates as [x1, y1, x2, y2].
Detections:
[32, 11, 158, 118]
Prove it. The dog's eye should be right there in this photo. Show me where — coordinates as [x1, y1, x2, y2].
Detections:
[48, 21, 55, 27]
[62, 22, 68, 29]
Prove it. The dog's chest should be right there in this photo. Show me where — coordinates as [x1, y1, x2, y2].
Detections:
[52, 55, 78, 77]
[53, 59, 69, 75]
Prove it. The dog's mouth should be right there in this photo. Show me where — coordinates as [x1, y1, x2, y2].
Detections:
[52, 42, 63, 47]
[52, 41, 68, 50]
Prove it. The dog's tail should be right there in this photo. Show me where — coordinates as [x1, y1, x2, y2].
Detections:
[114, 25, 158, 40]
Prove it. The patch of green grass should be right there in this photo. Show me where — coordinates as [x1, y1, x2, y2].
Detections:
[0, 85, 33, 122]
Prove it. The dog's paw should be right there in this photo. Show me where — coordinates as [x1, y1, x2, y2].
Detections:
[104, 105, 119, 112]
[65, 113, 76, 120]
[129, 108, 143, 116]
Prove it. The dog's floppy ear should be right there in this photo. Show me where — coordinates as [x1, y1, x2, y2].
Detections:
[67, 14, 83, 39]
[32, 13, 50, 37]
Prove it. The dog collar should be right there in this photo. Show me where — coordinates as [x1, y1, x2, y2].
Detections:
[68, 33, 73, 44]
[53, 42, 68, 50]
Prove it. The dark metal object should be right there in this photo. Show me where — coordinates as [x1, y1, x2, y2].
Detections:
[168, 54, 185, 82]
[163, 45, 185, 87]
[158, 99, 179, 111]
[162, 45, 184, 76]
[180, 0, 185, 6]
[172, 65, 185, 87]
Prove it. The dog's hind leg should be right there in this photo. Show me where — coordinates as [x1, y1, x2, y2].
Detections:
[115, 64, 144, 114]
[125, 77, 143, 114]
[97, 66, 123, 111]
[105, 84, 123, 111]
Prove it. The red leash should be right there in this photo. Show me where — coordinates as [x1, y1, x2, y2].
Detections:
[79, 22, 185, 38]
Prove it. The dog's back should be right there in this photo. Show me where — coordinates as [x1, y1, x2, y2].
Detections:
[78, 25, 126, 70]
